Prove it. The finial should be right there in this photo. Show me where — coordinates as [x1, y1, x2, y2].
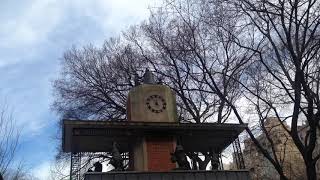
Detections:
[143, 69, 156, 84]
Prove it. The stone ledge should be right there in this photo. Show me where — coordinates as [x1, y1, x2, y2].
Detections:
[85, 170, 250, 180]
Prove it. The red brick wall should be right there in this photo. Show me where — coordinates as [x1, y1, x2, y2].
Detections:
[146, 137, 176, 171]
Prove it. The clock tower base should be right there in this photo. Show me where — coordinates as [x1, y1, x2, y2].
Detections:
[132, 137, 176, 171]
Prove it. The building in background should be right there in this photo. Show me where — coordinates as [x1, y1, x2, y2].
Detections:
[239, 117, 307, 180]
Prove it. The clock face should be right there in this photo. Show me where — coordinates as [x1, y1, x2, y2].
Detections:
[146, 95, 166, 113]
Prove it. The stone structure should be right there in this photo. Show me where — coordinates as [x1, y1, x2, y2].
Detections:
[127, 84, 177, 123]
[85, 170, 250, 180]
[239, 117, 306, 180]
[127, 71, 178, 171]
[62, 70, 249, 179]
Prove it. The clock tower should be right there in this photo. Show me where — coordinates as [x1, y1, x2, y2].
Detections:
[127, 71, 178, 122]
[63, 69, 248, 178]
[127, 69, 178, 171]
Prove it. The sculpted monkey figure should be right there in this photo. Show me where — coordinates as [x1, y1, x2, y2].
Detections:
[170, 145, 191, 170]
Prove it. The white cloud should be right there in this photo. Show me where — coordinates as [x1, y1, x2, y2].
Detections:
[99, 0, 157, 29]
[0, 0, 158, 175]
[0, 0, 63, 48]
[0, 0, 156, 48]
[32, 159, 70, 180]
[32, 161, 52, 180]
[0, 0, 156, 132]
[0, 0, 65, 68]
[0, 0, 157, 68]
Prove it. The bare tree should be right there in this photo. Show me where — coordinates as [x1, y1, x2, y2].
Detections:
[53, 38, 148, 120]
[0, 107, 18, 178]
[52, 0, 320, 178]
[125, 0, 239, 124]
[125, 0, 246, 169]
[0, 103, 21, 179]
[52, 38, 150, 178]
[135, 0, 320, 178]
[228, 0, 320, 179]
[151, 1, 320, 179]
[52, 0, 241, 171]
[166, 0, 320, 179]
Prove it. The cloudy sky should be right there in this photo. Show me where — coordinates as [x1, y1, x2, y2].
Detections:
[0, 0, 157, 178]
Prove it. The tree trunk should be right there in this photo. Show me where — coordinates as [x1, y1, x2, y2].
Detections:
[306, 162, 317, 180]
[279, 174, 288, 180]
[274, 165, 289, 180]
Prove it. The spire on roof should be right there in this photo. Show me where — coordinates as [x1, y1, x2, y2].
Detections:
[143, 69, 156, 84]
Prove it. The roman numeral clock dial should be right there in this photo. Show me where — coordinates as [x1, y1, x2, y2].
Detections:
[146, 95, 166, 113]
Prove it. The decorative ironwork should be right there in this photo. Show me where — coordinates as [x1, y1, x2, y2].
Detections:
[232, 137, 245, 169]
[70, 152, 82, 180]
